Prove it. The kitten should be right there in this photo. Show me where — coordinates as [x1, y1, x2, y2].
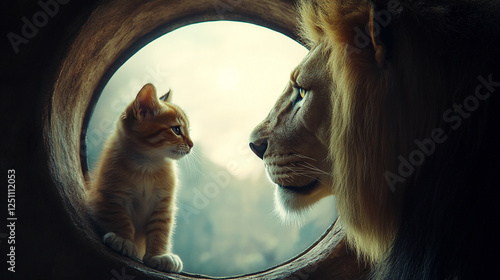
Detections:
[87, 83, 193, 273]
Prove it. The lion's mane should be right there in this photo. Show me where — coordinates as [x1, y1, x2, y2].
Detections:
[298, 0, 500, 279]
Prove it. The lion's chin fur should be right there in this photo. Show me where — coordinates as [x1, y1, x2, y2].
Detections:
[273, 184, 332, 225]
[273, 189, 309, 226]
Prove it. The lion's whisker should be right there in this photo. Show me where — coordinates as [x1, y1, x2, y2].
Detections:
[293, 153, 317, 161]
[293, 162, 331, 176]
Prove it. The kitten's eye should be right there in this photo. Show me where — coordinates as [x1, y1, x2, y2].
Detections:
[171, 126, 181, 135]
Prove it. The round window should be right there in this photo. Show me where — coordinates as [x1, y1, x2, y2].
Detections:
[85, 20, 337, 277]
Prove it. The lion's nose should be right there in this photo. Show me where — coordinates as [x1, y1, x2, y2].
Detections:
[249, 140, 268, 160]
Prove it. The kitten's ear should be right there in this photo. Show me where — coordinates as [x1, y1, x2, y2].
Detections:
[159, 89, 172, 103]
[132, 83, 160, 119]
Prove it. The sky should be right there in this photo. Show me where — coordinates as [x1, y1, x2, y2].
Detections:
[86, 21, 337, 276]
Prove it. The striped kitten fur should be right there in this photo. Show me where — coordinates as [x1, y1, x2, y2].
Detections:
[87, 83, 193, 273]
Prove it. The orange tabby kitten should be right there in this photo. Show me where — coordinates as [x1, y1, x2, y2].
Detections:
[87, 83, 193, 273]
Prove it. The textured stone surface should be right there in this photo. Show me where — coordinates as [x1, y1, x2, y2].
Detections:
[1, 1, 367, 279]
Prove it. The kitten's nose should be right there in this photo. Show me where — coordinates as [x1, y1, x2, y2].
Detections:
[249, 140, 268, 160]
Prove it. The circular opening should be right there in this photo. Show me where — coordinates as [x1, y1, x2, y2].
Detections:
[84, 20, 337, 277]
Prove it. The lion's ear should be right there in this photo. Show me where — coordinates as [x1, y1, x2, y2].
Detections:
[367, 4, 392, 68]
[340, 1, 393, 68]
[369, 10, 386, 67]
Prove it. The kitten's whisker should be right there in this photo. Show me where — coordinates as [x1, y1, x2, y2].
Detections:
[190, 149, 203, 175]
[181, 148, 202, 175]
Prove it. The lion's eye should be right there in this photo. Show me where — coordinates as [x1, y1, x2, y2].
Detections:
[172, 126, 182, 135]
[299, 87, 308, 98]
[292, 86, 309, 106]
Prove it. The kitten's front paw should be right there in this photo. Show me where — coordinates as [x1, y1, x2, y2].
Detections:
[102, 232, 139, 259]
[144, 253, 183, 273]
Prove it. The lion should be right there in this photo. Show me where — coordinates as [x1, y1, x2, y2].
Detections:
[249, 0, 500, 279]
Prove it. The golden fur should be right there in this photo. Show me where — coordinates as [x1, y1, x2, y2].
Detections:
[251, 0, 399, 262]
[87, 83, 193, 273]
[251, 1, 500, 277]
[297, 0, 400, 263]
